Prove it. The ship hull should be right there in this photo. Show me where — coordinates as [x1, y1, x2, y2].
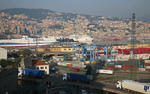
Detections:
[0, 36, 56, 48]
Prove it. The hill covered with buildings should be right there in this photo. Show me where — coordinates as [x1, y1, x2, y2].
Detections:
[0, 8, 150, 44]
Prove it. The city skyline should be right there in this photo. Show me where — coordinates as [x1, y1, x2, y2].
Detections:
[0, 0, 150, 21]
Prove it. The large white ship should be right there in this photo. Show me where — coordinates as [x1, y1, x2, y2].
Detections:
[0, 36, 56, 48]
[0, 34, 93, 48]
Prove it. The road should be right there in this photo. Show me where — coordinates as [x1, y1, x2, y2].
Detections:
[45, 73, 129, 94]
[50, 65, 136, 94]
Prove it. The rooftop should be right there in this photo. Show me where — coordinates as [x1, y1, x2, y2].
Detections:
[34, 60, 48, 66]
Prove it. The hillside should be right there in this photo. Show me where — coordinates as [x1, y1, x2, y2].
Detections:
[0, 8, 150, 42]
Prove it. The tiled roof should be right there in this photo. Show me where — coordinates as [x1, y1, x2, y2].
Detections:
[34, 60, 48, 66]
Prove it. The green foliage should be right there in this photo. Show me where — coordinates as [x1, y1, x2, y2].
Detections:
[0, 59, 12, 68]
[0, 59, 20, 68]
[85, 64, 93, 75]
[17, 49, 32, 58]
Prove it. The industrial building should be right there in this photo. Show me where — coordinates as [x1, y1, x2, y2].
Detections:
[0, 48, 7, 60]
[37, 47, 75, 53]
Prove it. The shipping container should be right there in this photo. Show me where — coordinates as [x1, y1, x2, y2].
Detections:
[96, 69, 113, 74]
[21, 69, 45, 77]
[123, 65, 136, 71]
[139, 68, 146, 71]
[145, 60, 150, 63]
[108, 68, 113, 70]
[57, 62, 67, 66]
[107, 62, 115, 65]
[62, 73, 92, 83]
[146, 69, 150, 71]
[145, 66, 150, 69]
[145, 63, 150, 66]
[118, 48, 150, 55]
[107, 65, 115, 68]
[115, 65, 122, 68]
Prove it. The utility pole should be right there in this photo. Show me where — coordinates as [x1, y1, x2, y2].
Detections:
[130, 13, 137, 80]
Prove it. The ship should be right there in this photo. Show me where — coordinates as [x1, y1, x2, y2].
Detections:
[0, 36, 56, 48]
[0, 34, 93, 48]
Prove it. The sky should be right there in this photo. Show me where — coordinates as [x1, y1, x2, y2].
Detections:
[0, 0, 150, 20]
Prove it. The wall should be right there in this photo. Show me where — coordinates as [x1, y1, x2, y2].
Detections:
[36, 65, 49, 75]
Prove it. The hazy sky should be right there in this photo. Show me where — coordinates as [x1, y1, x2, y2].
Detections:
[0, 0, 150, 20]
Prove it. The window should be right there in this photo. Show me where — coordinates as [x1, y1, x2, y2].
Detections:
[45, 67, 47, 69]
[40, 67, 44, 69]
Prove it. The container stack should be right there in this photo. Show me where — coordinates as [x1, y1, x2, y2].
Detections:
[138, 59, 145, 71]
[139, 59, 145, 68]
[114, 65, 122, 70]
[107, 65, 115, 70]
[145, 60, 150, 71]
[122, 65, 136, 71]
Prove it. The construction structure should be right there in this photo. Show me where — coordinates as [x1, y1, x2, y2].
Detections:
[72, 43, 113, 64]
[130, 13, 137, 80]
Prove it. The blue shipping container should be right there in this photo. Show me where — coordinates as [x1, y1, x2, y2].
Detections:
[22, 69, 45, 77]
[107, 62, 114, 65]
[67, 73, 89, 82]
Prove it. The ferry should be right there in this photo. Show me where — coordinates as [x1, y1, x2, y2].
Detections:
[0, 36, 56, 48]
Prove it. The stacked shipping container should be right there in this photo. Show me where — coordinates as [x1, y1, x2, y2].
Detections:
[118, 48, 150, 55]
[145, 60, 150, 71]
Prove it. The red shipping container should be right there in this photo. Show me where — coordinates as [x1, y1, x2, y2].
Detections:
[123, 65, 136, 70]
[141, 48, 150, 53]
[117, 48, 150, 55]
[99, 48, 103, 50]
[118, 49, 123, 54]
[123, 65, 130, 68]
[146, 69, 150, 71]
[145, 63, 150, 66]
[66, 59, 71, 61]
[108, 68, 113, 70]
[107, 65, 115, 68]
[99, 52, 104, 54]
[104, 53, 111, 55]
[123, 49, 130, 55]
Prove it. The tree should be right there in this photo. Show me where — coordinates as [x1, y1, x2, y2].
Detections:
[85, 64, 93, 75]
[17, 48, 32, 58]
[0, 59, 11, 68]
[0, 59, 20, 68]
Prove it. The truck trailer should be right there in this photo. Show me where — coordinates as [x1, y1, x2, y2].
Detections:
[96, 69, 113, 74]
[18, 68, 45, 78]
[117, 80, 150, 94]
[62, 73, 92, 83]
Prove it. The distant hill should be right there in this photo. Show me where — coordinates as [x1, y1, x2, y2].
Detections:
[0, 8, 122, 21]
[0, 8, 54, 20]
[0, 8, 78, 21]
[0, 8, 149, 22]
